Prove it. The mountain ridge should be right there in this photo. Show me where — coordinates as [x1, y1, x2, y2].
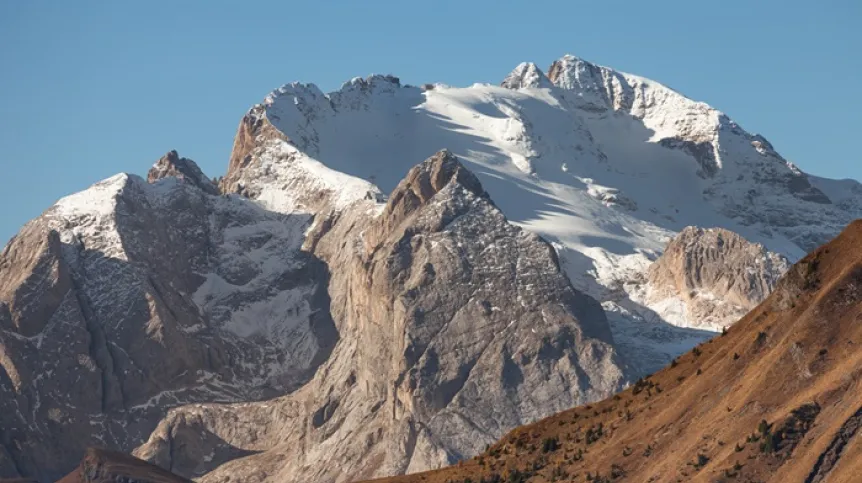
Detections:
[134, 150, 626, 482]
[368, 218, 862, 483]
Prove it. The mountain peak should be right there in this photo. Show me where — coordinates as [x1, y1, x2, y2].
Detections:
[393, 149, 487, 203]
[363, 150, 491, 254]
[501, 62, 551, 89]
[147, 150, 218, 195]
[340, 74, 401, 91]
[547, 54, 608, 91]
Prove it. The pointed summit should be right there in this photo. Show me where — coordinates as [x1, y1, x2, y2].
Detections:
[147, 150, 218, 195]
[501, 62, 551, 89]
[365, 150, 490, 251]
[388, 150, 487, 207]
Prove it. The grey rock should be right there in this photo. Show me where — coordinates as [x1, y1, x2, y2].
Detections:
[134, 151, 625, 482]
[148, 150, 219, 195]
[0, 158, 335, 481]
[646, 226, 790, 330]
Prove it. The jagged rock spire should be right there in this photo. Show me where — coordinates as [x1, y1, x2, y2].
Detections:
[147, 150, 218, 195]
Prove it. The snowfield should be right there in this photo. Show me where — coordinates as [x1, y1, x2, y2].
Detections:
[220, 55, 862, 370]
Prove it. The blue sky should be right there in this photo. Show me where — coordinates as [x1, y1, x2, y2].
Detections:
[1, 0, 860, 244]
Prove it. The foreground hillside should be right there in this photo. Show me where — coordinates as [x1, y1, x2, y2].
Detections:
[372, 220, 862, 482]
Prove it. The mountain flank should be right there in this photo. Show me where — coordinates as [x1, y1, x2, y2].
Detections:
[369, 219, 862, 482]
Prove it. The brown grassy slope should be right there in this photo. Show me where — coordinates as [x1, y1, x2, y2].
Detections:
[56, 448, 190, 483]
[368, 220, 862, 483]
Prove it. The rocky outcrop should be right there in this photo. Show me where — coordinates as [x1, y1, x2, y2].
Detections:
[134, 151, 625, 482]
[220, 105, 291, 197]
[220, 104, 382, 215]
[646, 226, 790, 330]
[147, 150, 218, 195]
[56, 448, 189, 483]
[501, 63, 551, 89]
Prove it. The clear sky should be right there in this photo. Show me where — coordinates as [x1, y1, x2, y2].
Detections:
[1, 0, 860, 244]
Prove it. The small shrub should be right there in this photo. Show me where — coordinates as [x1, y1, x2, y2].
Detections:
[551, 465, 568, 480]
[507, 469, 525, 483]
[760, 433, 777, 453]
[542, 437, 559, 453]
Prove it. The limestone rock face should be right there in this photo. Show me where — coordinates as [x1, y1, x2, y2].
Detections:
[646, 226, 790, 330]
[0, 147, 623, 482]
[133, 151, 625, 482]
[0, 156, 336, 481]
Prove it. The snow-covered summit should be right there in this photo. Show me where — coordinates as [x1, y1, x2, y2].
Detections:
[222, 54, 862, 343]
[502, 62, 552, 89]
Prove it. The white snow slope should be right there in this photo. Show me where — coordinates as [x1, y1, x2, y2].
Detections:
[228, 55, 862, 371]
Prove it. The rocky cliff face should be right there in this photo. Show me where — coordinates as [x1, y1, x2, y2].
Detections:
[0, 154, 337, 481]
[0, 149, 625, 482]
[644, 227, 790, 331]
[374, 220, 862, 483]
[133, 151, 625, 482]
